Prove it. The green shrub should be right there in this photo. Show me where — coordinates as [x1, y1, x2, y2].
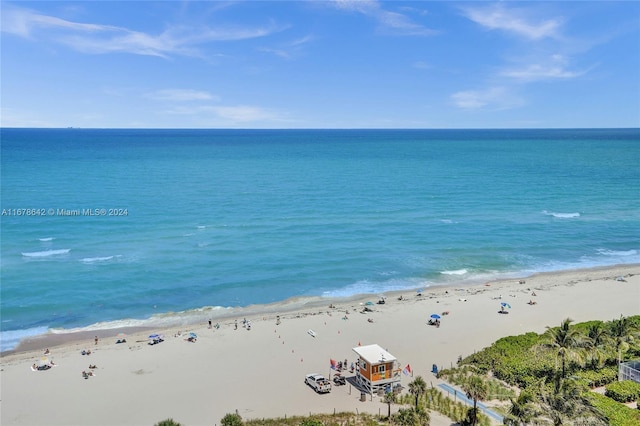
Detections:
[585, 392, 640, 426]
[605, 380, 640, 403]
[299, 419, 323, 426]
[221, 413, 243, 426]
[154, 419, 181, 426]
[574, 366, 619, 388]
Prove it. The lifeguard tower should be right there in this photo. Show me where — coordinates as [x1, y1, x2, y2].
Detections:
[352, 344, 401, 395]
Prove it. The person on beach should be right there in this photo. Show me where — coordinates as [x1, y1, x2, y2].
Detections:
[44, 348, 49, 355]
[276, 315, 281, 325]
[208, 319, 212, 329]
[234, 319, 238, 330]
[94, 336, 98, 345]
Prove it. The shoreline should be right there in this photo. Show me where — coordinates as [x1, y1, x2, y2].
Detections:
[4, 263, 638, 357]
[1, 263, 638, 426]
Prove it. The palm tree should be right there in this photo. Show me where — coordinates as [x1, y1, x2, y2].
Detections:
[504, 391, 536, 425]
[608, 315, 639, 363]
[382, 391, 396, 419]
[408, 376, 427, 409]
[538, 318, 585, 379]
[584, 322, 610, 368]
[538, 378, 606, 425]
[461, 375, 488, 426]
[394, 407, 430, 426]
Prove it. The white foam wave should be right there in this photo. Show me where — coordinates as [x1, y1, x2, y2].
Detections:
[322, 277, 430, 298]
[197, 225, 206, 230]
[542, 210, 580, 219]
[50, 306, 230, 334]
[80, 256, 115, 263]
[39, 237, 55, 242]
[440, 269, 468, 275]
[597, 249, 637, 257]
[0, 326, 50, 352]
[22, 249, 70, 257]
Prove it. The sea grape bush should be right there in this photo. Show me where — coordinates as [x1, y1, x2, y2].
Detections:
[574, 366, 619, 388]
[605, 380, 640, 403]
[585, 393, 640, 426]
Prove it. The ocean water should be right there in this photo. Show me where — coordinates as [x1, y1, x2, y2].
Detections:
[1, 128, 639, 351]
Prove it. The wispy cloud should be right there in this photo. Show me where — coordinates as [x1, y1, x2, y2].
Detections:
[333, 0, 436, 36]
[451, 86, 524, 110]
[1, 5, 282, 58]
[162, 103, 283, 123]
[413, 61, 432, 70]
[259, 34, 315, 59]
[145, 89, 219, 102]
[462, 4, 561, 40]
[501, 55, 589, 82]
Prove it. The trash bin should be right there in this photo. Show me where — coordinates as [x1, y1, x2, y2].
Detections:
[377, 388, 384, 397]
[360, 391, 366, 402]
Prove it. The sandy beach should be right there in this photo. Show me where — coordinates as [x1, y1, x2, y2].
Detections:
[1, 264, 638, 426]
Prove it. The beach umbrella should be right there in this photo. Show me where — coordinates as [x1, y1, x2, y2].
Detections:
[37, 357, 49, 367]
[501, 302, 512, 309]
[149, 333, 161, 339]
[430, 314, 441, 319]
[116, 332, 126, 339]
[189, 332, 197, 338]
[365, 301, 374, 306]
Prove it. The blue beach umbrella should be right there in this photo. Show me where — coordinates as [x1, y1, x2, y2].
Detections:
[189, 332, 197, 338]
[365, 301, 374, 306]
[430, 314, 441, 319]
[501, 302, 512, 309]
[149, 333, 161, 339]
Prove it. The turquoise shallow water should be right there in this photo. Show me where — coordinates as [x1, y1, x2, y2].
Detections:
[1, 128, 639, 350]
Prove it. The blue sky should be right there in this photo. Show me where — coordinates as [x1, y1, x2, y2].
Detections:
[1, 1, 639, 128]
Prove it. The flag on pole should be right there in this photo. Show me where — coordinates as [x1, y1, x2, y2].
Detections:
[330, 358, 337, 370]
[402, 364, 412, 376]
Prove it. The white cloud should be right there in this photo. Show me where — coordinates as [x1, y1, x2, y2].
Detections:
[413, 61, 432, 70]
[451, 87, 524, 110]
[209, 105, 278, 122]
[145, 89, 218, 102]
[163, 104, 282, 124]
[258, 34, 314, 60]
[333, 0, 436, 36]
[501, 55, 588, 82]
[1, 5, 282, 58]
[462, 4, 561, 40]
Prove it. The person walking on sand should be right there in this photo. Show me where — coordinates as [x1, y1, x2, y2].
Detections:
[208, 319, 212, 329]
[234, 319, 238, 330]
[94, 336, 98, 345]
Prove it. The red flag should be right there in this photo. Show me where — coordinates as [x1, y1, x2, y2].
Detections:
[402, 364, 411, 375]
[330, 358, 337, 370]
